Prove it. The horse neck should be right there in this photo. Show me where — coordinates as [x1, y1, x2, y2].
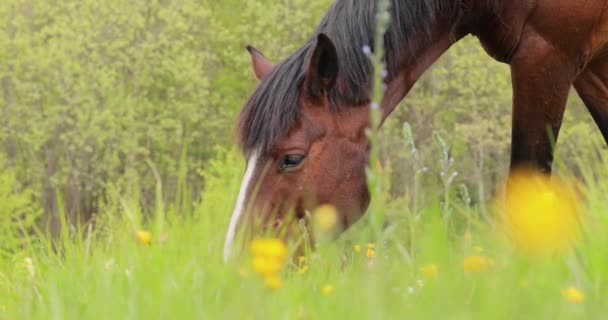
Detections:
[379, 1, 494, 121]
[381, 21, 462, 119]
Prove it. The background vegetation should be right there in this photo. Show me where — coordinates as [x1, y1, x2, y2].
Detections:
[1, 0, 607, 318]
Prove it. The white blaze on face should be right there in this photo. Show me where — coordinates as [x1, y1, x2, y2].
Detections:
[223, 151, 259, 262]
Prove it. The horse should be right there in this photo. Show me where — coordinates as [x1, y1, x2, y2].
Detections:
[223, 0, 608, 261]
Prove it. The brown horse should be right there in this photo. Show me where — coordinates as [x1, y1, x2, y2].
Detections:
[223, 0, 608, 261]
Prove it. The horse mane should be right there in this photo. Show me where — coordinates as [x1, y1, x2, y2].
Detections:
[237, 0, 500, 157]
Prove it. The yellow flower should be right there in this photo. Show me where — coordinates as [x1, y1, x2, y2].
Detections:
[321, 284, 335, 295]
[313, 204, 339, 231]
[250, 238, 288, 279]
[250, 238, 287, 259]
[265, 238, 287, 259]
[296, 265, 309, 275]
[420, 263, 438, 278]
[366, 247, 375, 259]
[135, 230, 152, 245]
[463, 255, 491, 273]
[250, 238, 266, 256]
[561, 287, 584, 304]
[264, 275, 282, 290]
[498, 169, 580, 255]
[252, 256, 282, 276]
[354, 244, 361, 253]
[367, 243, 375, 249]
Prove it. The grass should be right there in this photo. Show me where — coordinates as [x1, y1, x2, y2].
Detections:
[1, 155, 608, 320]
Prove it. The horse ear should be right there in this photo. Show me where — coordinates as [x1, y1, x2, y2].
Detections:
[306, 33, 339, 98]
[247, 45, 273, 80]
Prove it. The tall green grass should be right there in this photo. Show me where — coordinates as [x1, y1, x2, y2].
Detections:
[1, 144, 607, 319]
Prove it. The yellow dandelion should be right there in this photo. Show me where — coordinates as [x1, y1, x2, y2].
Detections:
[463, 255, 491, 273]
[313, 204, 339, 231]
[561, 287, 584, 304]
[296, 265, 309, 275]
[265, 238, 288, 259]
[321, 284, 335, 295]
[250, 238, 266, 256]
[420, 263, 438, 278]
[251, 238, 287, 258]
[497, 169, 580, 255]
[252, 256, 282, 276]
[354, 244, 361, 253]
[135, 230, 152, 245]
[366, 247, 375, 259]
[264, 275, 282, 290]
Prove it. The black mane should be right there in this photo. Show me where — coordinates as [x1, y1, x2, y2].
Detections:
[237, 0, 495, 157]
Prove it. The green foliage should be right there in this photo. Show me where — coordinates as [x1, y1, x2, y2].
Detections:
[0, 159, 41, 257]
[1, 159, 608, 319]
[0, 0, 334, 231]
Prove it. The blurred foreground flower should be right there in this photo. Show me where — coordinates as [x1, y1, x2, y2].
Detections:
[321, 284, 335, 295]
[354, 244, 361, 253]
[251, 238, 287, 259]
[250, 238, 288, 290]
[313, 204, 339, 231]
[420, 263, 438, 278]
[296, 265, 309, 275]
[366, 243, 375, 259]
[498, 169, 580, 255]
[463, 255, 491, 273]
[264, 275, 282, 289]
[561, 287, 585, 304]
[135, 230, 152, 245]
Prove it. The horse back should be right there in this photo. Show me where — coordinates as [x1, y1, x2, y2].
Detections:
[474, 0, 608, 65]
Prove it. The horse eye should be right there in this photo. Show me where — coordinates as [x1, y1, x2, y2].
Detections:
[279, 154, 306, 172]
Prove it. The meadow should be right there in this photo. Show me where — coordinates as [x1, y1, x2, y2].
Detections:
[2, 0, 608, 319]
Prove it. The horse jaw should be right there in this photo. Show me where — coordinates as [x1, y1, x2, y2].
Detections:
[223, 151, 259, 262]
